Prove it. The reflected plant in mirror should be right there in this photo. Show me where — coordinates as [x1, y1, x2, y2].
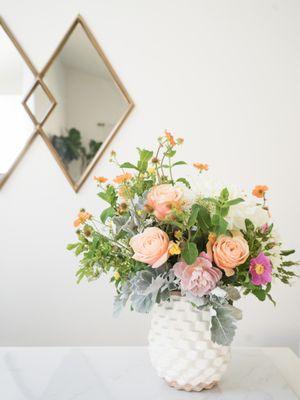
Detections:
[50, 127, 102, 175]
[39, 16, 133, 191]
[0, 17, 36, 188]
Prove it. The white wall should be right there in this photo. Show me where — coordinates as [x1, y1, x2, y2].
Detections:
[0, 0, 300, 352]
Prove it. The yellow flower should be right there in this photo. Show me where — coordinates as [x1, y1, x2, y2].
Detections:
[177, 137, 184, 144]
[174, 230, 183, 240]
[114, 271, 120, 280]
[169, 241, 181, 255]
[147, 167, 155, 174]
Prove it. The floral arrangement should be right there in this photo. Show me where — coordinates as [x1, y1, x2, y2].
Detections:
[68, 133, 298, 345]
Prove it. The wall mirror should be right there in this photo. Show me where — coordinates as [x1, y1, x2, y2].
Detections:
[37, 16, 134, 192]
[0, 17, 36, 188]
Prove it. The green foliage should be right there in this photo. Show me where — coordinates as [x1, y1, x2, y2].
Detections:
[211, 304, 242, 346]
[98, 185, 117, 206]
[68, 132, 298, 348]
[51, 127, 102, 171]
[182, 242, 198, 265]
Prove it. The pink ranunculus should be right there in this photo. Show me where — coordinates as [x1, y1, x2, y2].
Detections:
[146, 184, 183, 220]
[129, 227, 170, 268]
[249, 252, 272, 286]
[213, 232, 249, 277]
[173, 252, 222, 296]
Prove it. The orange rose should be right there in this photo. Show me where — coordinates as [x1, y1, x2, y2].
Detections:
[129, 227, 171, 268]
[146, 184, 183, 220]
[212, 232, 249, 277]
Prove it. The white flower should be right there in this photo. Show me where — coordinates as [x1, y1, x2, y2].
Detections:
[226, 197, 270, 231]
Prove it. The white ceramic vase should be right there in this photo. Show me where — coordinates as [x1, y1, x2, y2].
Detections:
[148, 294, 230, 391]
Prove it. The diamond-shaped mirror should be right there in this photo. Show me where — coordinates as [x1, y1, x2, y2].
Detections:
[23, 79, 56, 126]
[39, 16, 134, 192]
[0, 17, 37, 189]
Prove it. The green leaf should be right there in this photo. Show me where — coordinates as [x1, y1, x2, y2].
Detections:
[172, 161, 187, 167]
[165, 149, 176, 158]
[220, 188, 229, 202]
[282, 261, 298, 267]
[67, 243, 79, 251]
[252, 288, 266, 301]
[98, 185, 117, 206]
[211, 304, 242, 346]
[120, 162, 139, 170]
[197, 205, 212, 230]
[188, 204, 199, 228]
[267, 293, 276, 306]
[245, 218, 255, 232]
[137, 149, 153, 172]
[281, 249, 295, 256]
[182, 242, 198, 265]
[212, 214, 228, 235]
[176, 177, 191, 189]
[225, 198, 244, 207]
[100, 206, 115, 223]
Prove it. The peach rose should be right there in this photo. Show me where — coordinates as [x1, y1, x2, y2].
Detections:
[212, 232, 249, 277]
[129, 227, 170, 268]
[146, 184, 183, 220]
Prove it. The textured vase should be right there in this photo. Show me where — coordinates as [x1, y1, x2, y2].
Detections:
[148, 294, 230, 392]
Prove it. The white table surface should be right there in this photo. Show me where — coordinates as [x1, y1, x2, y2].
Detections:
[0, 346, 299, 399]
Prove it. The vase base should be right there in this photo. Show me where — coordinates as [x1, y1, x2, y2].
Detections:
[165, 379, 217, 392]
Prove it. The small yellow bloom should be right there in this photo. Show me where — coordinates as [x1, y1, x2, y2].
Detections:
[177, 137, 184, 144]
[114, 271, 120, 280]
[174, 230, 183, 240]
[147, 167, 155, 174]
[169, 241, 181, 255]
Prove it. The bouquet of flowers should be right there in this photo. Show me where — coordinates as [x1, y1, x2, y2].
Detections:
[68, 132, 298, 346]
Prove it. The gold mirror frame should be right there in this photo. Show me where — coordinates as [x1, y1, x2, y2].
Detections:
[37, 15, 134, 192]
[0, 16, 38, 189]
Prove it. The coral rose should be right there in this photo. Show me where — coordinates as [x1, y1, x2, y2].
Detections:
[212, 232, 249, 277]
[146, 184, 183, 220]
[173, 252, 222, 296]
[129, 227, 170, 268]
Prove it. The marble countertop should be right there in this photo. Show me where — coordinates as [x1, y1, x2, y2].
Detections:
[0, 346, 299, 399]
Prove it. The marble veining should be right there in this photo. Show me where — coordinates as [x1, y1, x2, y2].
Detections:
[0, 347, 298, 399]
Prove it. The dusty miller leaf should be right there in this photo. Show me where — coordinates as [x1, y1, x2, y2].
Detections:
[211, 304, 242, 346]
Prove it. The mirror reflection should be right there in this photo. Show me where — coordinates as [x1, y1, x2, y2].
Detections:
[0, 23, 35, 186]
[42, 22, 131, 186]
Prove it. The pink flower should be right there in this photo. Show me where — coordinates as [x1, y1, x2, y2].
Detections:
[249, 252, 272, 286]
[260, 223, 269, 234]
[173, 252, 222, 296]
[213, 232, 249, 277]
[129, 227, 171, 268]
[146, 184, 183, 220]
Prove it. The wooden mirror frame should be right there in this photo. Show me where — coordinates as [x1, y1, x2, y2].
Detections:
[36, 15, 134, 192]
[0, 16, 38, 189]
